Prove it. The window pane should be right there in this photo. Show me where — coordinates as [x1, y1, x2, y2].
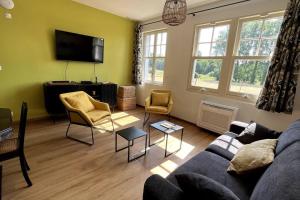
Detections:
[211, 42, 227, 56]
[191, 59, 222, 89]
[157, 33, 162, 45]
[150, 34, 155, 45]
[145, 45, 154, 57]
[262, 17, 283, 38]
[156, 46, 161, 57]
[162, 32, 167, 44]
[197, 43, 211, 56]
[161, 45, 166, 57]
[213, 25, 229, 42]
[230, 59, 270, 95]
[199, 27, 213, 43]
[238, 39, 259, 56]
[154, 58, 165, 82]
[144, 58, 153, 81]
[240, 20, 263, 39]
[259, 39, 277, 56]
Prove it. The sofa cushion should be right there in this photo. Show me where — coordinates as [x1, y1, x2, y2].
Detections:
[167, 151, 258, 200]
[276, 119, 300, 155]
[151, 92, 169, 107]
[206, 132, 243, 160]
[175, 173, 240, 200]
[236, 122, 281, 144]
[228, 139, 277, 175]
[66, 93, 95, 113]
[230, 121, 249, 135]
[86, 110, 110, 122]
[143, 174, 184, 200]
[250, 142, 300, 200]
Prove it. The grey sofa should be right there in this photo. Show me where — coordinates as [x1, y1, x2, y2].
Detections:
[143, 120, 300, 200]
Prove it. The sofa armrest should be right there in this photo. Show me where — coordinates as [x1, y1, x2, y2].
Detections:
[229, 121, 249, 135]
[143, 175, 184, 200]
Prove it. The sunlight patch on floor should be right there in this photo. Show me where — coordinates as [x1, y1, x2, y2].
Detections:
[150, 160, 179, 178]
[152, 135, 195, 159]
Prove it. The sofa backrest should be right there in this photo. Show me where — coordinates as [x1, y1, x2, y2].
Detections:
[250, 141, 300, 200]
[276, 119, 300, 155]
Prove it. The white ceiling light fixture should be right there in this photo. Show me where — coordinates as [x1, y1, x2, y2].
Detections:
[0, 0, 14, 19]
[162, 0, 187, 26]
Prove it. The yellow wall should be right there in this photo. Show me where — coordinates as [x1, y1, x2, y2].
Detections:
[0, 0, 136, 119]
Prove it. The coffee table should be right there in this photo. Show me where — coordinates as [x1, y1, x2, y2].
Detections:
[115, 127, 147, 162]
[148, 120, 184, 157]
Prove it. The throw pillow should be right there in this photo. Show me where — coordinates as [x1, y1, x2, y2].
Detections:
[236, 122, 281, 144]
[227, 139, 277, 175]
[151, 92, 169, 107]
[175, 173, 240, 200]
[65, 93, 95, 113]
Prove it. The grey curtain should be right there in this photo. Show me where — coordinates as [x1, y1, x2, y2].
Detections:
[256, 0, 300, 114]
[132, 24, 143, 85]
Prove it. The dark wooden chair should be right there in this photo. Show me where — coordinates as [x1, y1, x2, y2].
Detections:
[0, 102, 32, 187]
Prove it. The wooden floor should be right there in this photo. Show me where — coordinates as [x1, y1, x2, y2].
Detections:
[2, 107, 216, 200]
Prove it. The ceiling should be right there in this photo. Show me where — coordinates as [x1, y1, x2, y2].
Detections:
[73, 0, 223, 21]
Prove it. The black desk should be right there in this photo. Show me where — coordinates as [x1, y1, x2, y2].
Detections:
[0, 108, 13, 200]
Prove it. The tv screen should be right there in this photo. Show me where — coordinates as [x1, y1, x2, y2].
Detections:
[55, 30, 104, 63]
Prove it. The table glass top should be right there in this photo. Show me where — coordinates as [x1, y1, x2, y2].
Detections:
[150, 120, 184, 134]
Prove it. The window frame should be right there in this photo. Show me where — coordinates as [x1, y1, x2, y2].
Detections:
[141, 29, 168, 85]
[226, 12, 284, 101]
[188, 20, 233, 94]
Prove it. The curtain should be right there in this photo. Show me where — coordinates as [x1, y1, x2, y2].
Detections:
[256, 0, 300, 114]
[132, 24, 143, 85]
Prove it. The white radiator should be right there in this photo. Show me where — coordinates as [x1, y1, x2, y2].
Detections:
[197, 101, 239, 134]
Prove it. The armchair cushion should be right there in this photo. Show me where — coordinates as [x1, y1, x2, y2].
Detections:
[146, 106, 168, 114]
[65, 93, 95, 113]
[87, 110, 110, 122]
[151, 92, 169, 107]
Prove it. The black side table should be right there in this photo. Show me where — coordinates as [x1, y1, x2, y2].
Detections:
[149, 120, 184, 157]
[115, 127, 147, 162]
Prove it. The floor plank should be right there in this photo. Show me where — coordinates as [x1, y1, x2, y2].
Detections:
[2, 107, 216, 200]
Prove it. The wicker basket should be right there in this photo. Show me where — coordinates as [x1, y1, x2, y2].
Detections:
[118, 86, 136, 98]
[117, 97, 136, 111]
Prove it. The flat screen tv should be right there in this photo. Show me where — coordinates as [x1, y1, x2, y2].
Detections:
[55, 30, 104, 63]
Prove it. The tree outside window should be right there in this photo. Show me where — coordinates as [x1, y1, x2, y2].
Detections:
[191, 23, 230, 90]
[230, 16, 283, 96]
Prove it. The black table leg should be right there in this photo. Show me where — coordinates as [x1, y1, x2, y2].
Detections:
[165, 129, 184, 157]
[164, 134, 169, 157]
[128, 135, 148, 163]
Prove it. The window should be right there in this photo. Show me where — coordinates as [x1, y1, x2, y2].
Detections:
[142, 30, 168, 84]
[191, 22, 230, 90]
[188, 11, 284, 101]
[229, 15, 283, 96]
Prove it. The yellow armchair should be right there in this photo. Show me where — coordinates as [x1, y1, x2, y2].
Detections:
[60, 91, 114, 145]
[143, 90, 173, 126]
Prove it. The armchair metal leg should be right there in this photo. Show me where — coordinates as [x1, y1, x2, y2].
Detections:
[168, 114, 171, 121]
[65, 123, 94, 145]
[143, 112, 150, 127]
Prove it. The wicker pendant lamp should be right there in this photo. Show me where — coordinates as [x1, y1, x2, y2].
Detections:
[162, 0, 187, 26]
